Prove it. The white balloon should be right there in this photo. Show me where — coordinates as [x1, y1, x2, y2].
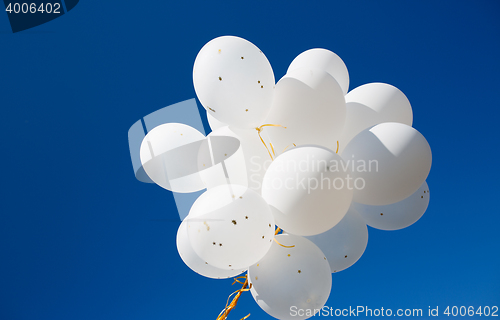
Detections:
[139, 123, 206, 193]
[197, 135, 249, 189]
[262, 146, 353, 236]
[305, 208, 368, 273]
[248, 234, 332, 320]
[352, 181, 430, 230]
[186, 185, 275, 270]
[207, 111, 227, 131]
[209, 126, 272, 193]
[140, 129, 247, 192]
[264, 67, 346, 154]
[287, 48, 349, 95]
[176, 220, 246, 279]
[338, 83, 413, 153]
[193, 36, 275, 129]
[341, 122, 432, 206]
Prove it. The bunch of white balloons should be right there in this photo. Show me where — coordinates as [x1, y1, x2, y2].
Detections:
[138, 36, 432, 320]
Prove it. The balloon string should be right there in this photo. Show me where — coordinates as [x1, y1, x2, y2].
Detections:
[273, 227, 295, 248]
[282, 143, 296, 153]
[256, 129, 274, 160]
[255, 124, 287, 161]
[216, 228, 292, 319]
[216, 275, 252, 320]
[231, 276, 247, 286]
[273, 237, 295, 248]
[257, 124, 287, 130]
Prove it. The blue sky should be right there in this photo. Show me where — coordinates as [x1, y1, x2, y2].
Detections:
[1, 1, 499, 319]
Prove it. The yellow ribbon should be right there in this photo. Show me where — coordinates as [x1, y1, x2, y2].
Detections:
[255, 124, 287, 161]
[216, 275, 252, 320]
[273, 227, 295, 248]
[282, 143, 296, 153]
[270, 143, 276, 157]
[273, 237, 295, 248]
[231, 276, 247, 286]
[216, 227, 295, 319]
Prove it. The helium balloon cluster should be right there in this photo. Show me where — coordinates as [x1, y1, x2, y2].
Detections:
[138, 36, 432, 320]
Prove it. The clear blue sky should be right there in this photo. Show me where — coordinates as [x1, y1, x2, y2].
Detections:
[1, 1, 499, 319]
